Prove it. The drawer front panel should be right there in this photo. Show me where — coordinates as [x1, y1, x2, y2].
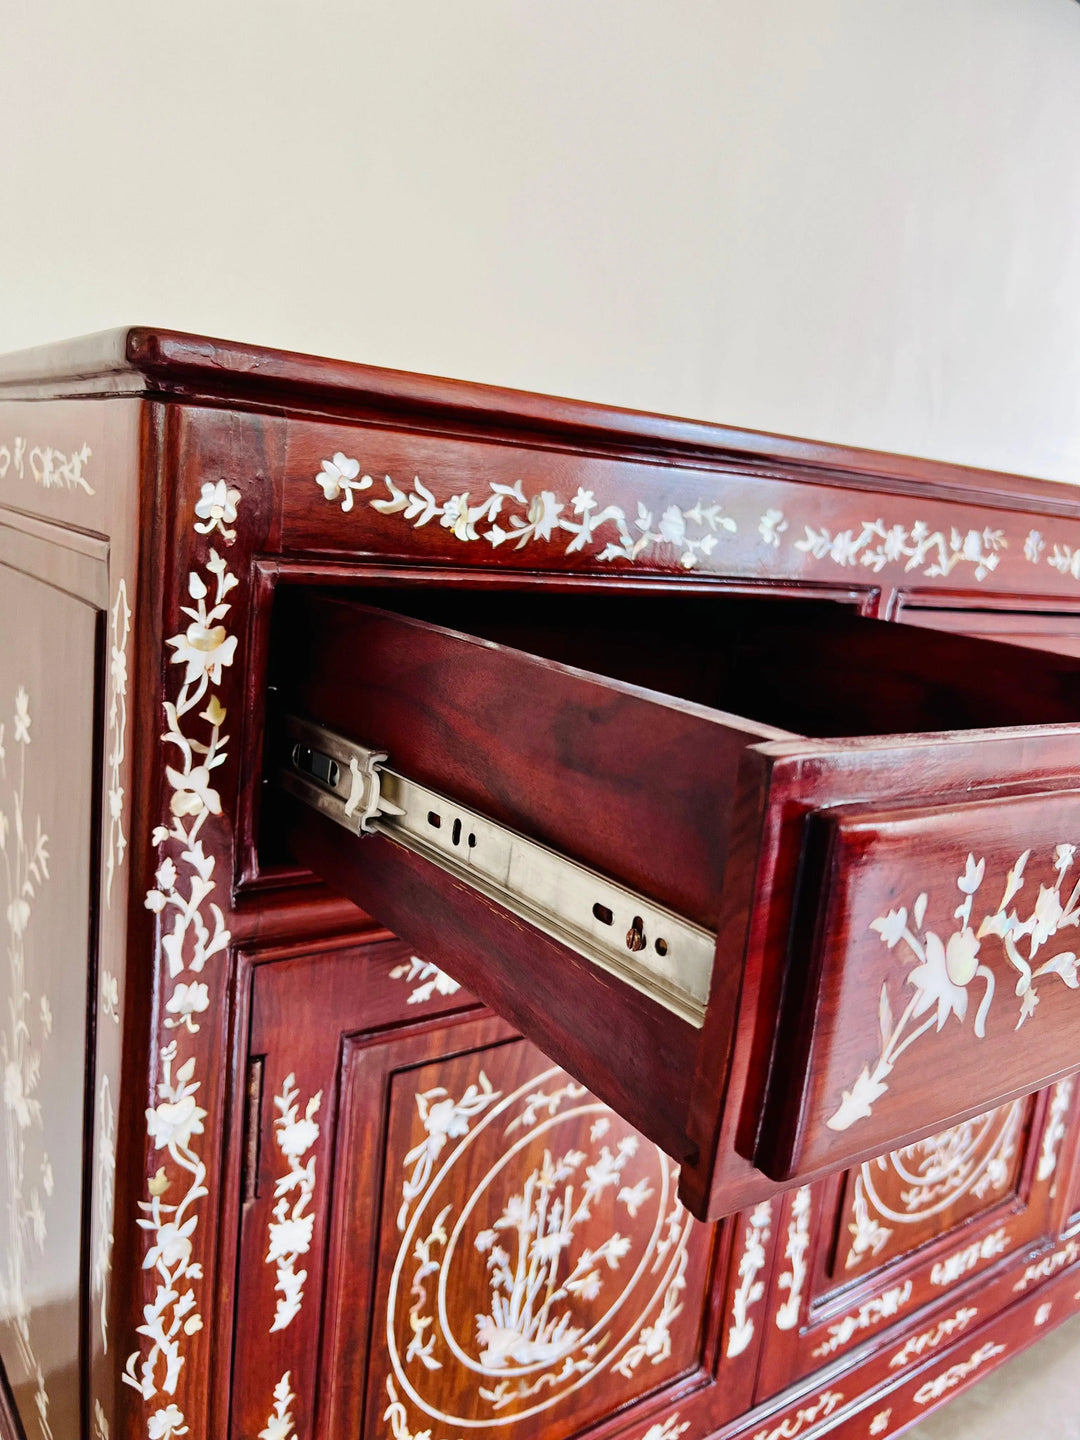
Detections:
[758, 788, 1080, 1181]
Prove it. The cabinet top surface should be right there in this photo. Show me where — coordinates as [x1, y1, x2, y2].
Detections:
[0, 325, 1076, 513]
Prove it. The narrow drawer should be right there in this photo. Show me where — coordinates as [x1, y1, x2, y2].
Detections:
[271, 589, 1080, 1220]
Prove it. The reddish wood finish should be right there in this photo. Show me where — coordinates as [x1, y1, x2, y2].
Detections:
[2, 330, 1080, 1440]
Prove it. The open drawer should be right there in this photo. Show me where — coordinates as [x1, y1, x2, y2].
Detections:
[270, 589, 1080, 1220]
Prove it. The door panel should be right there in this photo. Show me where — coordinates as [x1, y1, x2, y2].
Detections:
[231, 937, 750, 1440]
[0, 560, 102, 1440]
[756, 1089, 1066, 1396]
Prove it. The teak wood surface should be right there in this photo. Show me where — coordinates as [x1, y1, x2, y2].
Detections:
[1, 329, 1080, 1440]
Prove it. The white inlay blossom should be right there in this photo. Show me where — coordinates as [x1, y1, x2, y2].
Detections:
[0, 687, 54, 1438]
[389, 954, 461, 1005]
[258, 1372, 297, 1440]
[266, 1074, 323, 1332]
[126, 497, 241, 1438]
[829, 847, 1080, 1131]
[315, 459, 737, 570]
[727, 1201, 772, 1358]
[388, 1063, 695, 1432]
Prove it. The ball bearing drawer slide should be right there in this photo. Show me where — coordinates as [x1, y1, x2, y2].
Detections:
[278, 713, 715, 1027]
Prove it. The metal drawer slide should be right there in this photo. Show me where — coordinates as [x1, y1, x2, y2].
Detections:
[278, 713, 715, 1026]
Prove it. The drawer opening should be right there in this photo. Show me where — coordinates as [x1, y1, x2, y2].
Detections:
[263, 583, 1080, 1219]
[269, 585, 1080, 738]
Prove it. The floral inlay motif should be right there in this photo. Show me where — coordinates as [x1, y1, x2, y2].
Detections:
[93, 1398, 111, 1439]
[124, 500, 241, 1437]
[792, 517, 1005, 580]
[844, 1102, 1023, 1270]
[1012, 1237, 1080, 1293]
[1049, 544, 1080, 580]
[384, 1376, 460, 1440]
[768, 510, 1080, 588]
[101, 968, 120, 1025]
[106, 578, 131, 904]
[387, 1061, 695, 1431]
[398, 1071, 500, 1230]
[471, 1139, 635, 1384]
[912, 1342, 1005, 1405]
[811, 1282, 912, 1359]
[869, 1412, 891, 1437]
[389, 954, 462, 1005]
[888, 1307, 978, 1369]
[929, 1227, 1009, 1287]
[0, 686, 54, 1439]
[727, 1201, 772, 1358]
[828, 847, 1080, 1131]
[267, 1073, 323, 1332]
[314, 456, 737, 570]
[259, 1372, 297, 1440]
[775, 1187, 811, 1331]
[94, 1075, 117, 1352]
[0, 436, 94, 494]
[193, 480, 241, 545]
[758, 508, 788, 548]
[1036, 1077, 1073, 1186]
[640, 1417, 690, 1440]
[750, 1390, 844, 1440]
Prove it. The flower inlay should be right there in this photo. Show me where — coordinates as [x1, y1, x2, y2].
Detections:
[387, 1062, 694, 1431]
[791, 516, 1005, 580]
[259, 1372, 297, 1440]
[750, 1390, 844, 1440]
[94, 1075, 117, 1352]
[727, 1201, 772, 1358]
[1012, 1237, 1080, 1293]
[912, 1343, 1005, 1405]
[1036, 1077, 1073, 1186]
[775, 1187, 811, 1331]
[0, 686, 54, 1439]
[106, 578, 131, 904]
[267, 1073, 323, 1331]
[640, 1417, 690, 1440]
[829, 848, 1080, 1131]
[844, 1102, 1023, 1270]
[811, 1282, 912, 1359]
[123, 497, 241, 1436]
[929, 1227, 1009, 1287]
[0, 436, 94, 494]
[389, 954, 462, 1005]
[888, 1307, 978, 1369]
[314, 457, 737, 570]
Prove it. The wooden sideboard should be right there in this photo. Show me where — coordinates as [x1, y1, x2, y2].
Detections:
[2, 328, 1080, 1440]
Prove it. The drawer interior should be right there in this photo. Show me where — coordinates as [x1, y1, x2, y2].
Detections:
[266, 584, 1080, 745]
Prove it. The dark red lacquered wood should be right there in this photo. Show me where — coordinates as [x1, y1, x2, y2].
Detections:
[3, 331, 1080, 1440]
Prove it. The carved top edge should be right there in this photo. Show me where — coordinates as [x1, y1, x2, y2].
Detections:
[0, 329, 1078, 515]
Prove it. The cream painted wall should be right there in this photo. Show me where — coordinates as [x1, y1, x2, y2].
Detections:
[2, 0, 1080, 481]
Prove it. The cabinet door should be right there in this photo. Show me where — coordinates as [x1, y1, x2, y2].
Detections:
[755, 1084, 1075, 1397]
[276, 593, 1080, 1218]
[229, 936, 770, 1440]
[0, 540, 105, 1440]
